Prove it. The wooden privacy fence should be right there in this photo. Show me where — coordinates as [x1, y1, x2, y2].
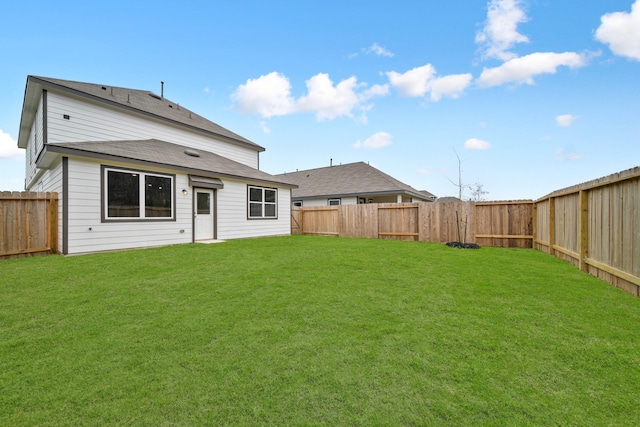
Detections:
[292, 200, 533, 248]
[0, 192, 58, 259]
[534, 166, 640, 296]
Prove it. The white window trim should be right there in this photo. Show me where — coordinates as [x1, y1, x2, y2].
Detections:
[102, 166, 176, 222]
[328, 198, 341, 206]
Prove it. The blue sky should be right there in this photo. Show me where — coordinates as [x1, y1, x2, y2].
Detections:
[1, 0, 639, 200]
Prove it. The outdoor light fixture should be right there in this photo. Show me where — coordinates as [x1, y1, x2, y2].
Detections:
[182, 189, 188, 195]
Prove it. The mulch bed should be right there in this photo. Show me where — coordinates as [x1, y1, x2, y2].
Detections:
[446, 242, 481, 249]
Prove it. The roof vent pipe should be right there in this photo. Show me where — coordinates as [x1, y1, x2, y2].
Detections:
[161, 81, 164, 99]
[330, 158, 333, 167]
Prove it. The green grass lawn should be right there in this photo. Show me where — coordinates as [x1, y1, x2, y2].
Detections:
[1, 235, 639, 426]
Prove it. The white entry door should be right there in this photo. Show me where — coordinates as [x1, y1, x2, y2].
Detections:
[194, 189, 214, 241]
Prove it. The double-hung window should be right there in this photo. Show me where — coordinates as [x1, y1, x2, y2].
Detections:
[103, 166, 175, 221]
[248, 185, 277, 219]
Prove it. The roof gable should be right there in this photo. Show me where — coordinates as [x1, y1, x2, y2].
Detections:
[19, 76, 264, 152]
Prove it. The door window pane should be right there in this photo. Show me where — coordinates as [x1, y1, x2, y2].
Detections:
[197, 192, 211, 215]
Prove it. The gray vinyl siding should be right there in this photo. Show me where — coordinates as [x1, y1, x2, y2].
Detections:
[46, 92, 260, 168]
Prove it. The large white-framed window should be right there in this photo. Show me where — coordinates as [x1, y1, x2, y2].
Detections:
[248, 185, 277, 219]
[102, 166, 175, 222]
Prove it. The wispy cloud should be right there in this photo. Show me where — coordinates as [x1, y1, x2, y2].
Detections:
[477, 52, 588, 87]
[556, 114, 579, 127]
[0, 129, 23, 159]
[476, 0, 529, 61]
[555, 148, 584, 161]
[595, 0, 640, 61]
[259, 121, 271, 134]
[353, 132, 393, 149]
[365, 43, 395, 57]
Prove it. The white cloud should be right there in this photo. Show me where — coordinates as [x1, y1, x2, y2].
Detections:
[556, 114, 579, 127]
[417, 168, 432, 175]
[296, 74, 360, 120]
[360, 83, 390, 101]
[595, 0, 640, 61]
[232, 72, 388, 121]
[353, 132, 393, 149]
[365, 43, 394, 57]
[386, 64, 436, 97]
[477, 51, 587, 87]
[476, 0, 529, 61]
[464, 138, 491, 150]
[386, 64, 472, 101]
[0, 129, 24, 159]
[428, 73, 474, 101]
[231, 72, 295, 118]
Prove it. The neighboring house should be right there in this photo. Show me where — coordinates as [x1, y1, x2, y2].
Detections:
[17, 76, 296, 255]
[275, 162, 436, 207]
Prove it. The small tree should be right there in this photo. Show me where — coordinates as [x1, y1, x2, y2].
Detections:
[469, 182, 488, 202]
[446, 149, 489, 201]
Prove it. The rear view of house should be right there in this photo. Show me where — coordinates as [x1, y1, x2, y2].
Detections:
[17, 76, 296, 254]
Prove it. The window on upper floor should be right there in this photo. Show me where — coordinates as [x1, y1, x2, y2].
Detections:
[328, 198, 341, 206]
[102, 166, 175, 221]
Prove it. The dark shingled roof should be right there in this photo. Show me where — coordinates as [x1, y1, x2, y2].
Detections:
[40, 139, 296, 188]
[274, 162, 435, 200]
[20, 76, 263, 151]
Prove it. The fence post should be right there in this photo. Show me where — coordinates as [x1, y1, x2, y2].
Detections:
[549, 197, 556, 256]
[532, 202, 537, 248]
[49, 194, 59, 254]
[579, 190, 589, 272]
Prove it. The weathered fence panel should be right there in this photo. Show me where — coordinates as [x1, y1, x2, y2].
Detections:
[0, 192, 59, 259]
[534, 166, 640, 296]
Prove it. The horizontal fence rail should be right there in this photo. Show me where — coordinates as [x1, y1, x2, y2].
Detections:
[0, 191, 59, 260]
